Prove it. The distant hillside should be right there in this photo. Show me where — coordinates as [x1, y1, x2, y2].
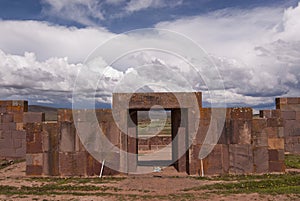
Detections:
[28, 105, 58, 121]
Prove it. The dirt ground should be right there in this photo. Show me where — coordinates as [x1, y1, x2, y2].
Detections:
[0, 162, 299, 201]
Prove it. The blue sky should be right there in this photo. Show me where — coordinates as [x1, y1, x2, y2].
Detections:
[0, 0, 298, 32]
[0, 0, 300, 110]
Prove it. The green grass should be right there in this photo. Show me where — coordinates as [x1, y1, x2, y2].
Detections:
[285, 154, 300, 169]
[186, 172, 300, 195]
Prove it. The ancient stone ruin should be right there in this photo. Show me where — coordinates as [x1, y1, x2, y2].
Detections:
[0, 92, 300, 176]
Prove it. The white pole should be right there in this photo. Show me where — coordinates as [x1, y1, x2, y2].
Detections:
[99, 159, 105, 178]
[200, 159, 204, 177]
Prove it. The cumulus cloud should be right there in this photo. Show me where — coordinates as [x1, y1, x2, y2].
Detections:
[155, 3, 300, 106]
[0, 49, 81, 106]
[1, 2, 300, 109]
[0, 20, 114, 63]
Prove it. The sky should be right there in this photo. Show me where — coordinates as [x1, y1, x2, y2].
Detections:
[0, 0, 300, 111]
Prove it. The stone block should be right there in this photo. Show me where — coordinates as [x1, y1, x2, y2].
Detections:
[293, 144, 300, 154]
[23, 112, 45, 123]
[16, 123, 24, 131]
[0, 122, 16, 130]
[0, 132, 13, 149]
[269, 149, 284, 161]
[203, 144, 229, 175]
[12, 130, 26, 139]
[229, 144, 253, 174]
[278, 127, 284, 138]
[43, 122, 59, 152]
[0, 107, 7, 113]
[267, 118, 283, 127]
[48, 151, 59, 176]
[230, 108, 253, 120]
[259, 110, 281, 118]
[59, 152, 87, 176]
[59, 122, 76, 152]
[15, 143, 26, 158]
[57, 109, 73, 122]
[13, 113, 24, 123]
[114, 92, 202, 110]
[26, 153, 43, 166]
[26, 125, 43, 154]
[284, 120, 300, 136]
[296, 111, 300, 120]
[217, 119, 229, 144]
[86, 154, 100, 176]
[26, 165, 43, 175]
[269, 161, 285, 172]
[287, 98, 300, 104]
[252, 119, 267, 133]
[281, 111, 296, 120]
[2, 114, 13, 123]
[229, 120, 252, 144]
[195, 120, 209, 144]
[263, 127, 277, 138]
[278, 104, 300, 111]
[268, 138, 284, 149]
[252, 134, 268, 147]
[253, 147, 269, 173]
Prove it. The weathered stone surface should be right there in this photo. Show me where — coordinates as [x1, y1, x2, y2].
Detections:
[268, 138, 284, 149]
[59, 122, 76, 152]
[59, 152, 87, 176]
[269, 161, 285, 172]
[253, 147, 269, 173]
[259, 110, 281, 118]
[16, 123, 24, 131]
[267, 118, 283, 127]
[26, 153, 43, 166]
[296, 111, 300, 120]
[252, 118, 267, 133]
[281, 110, 296, 120]
[229, 120, 252, 144]
[230, 108, 253, 120]
[2, 114, 13, 123]
[13, 113, 23, 123]
[269, 149, 284, 161]
[203, 144, 229, 175]
[26, 123, 43, 154]
[264, 127, 281, 138]
[57, 109, 73, 122]
[26, 165, 43, 175]
[284, 120, 300, 136]
[229, 144, 253, 174]
[0, 122, 16, 130]
[23, 112, 45, 124]
[114, 92, 202, 110]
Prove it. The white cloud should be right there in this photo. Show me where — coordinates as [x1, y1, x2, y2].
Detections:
[1, 2, 300, 109]
[42, 0, 105, 26]
[155, 3, 300, 105]
[125, 0, 182, 12]
[0, 20, 114, 63]
[0, 49, 81, 105]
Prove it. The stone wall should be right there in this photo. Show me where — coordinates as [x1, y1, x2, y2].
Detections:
[26, 109, 120, 176]
[2, 94, 300, 177]
[0, 100, 28, 159]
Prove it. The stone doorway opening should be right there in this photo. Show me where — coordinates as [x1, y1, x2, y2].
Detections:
[128, 108, 189, 174]
[136, 109, 172, 167]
